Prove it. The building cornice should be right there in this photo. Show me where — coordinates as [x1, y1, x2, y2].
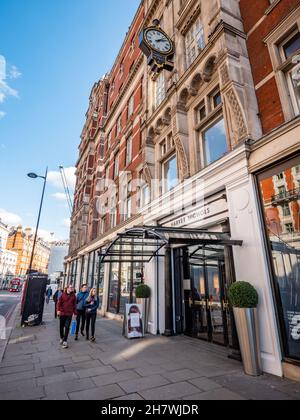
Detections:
[249, 116, 300, 173]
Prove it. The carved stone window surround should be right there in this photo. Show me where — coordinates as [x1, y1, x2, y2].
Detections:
[263, 7, 300, 121]
[176, 0, 201, 36]
[194, 103, 223, 132]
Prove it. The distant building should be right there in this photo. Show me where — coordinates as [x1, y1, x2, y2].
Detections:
[48, 240, 69, 282]
[0, 219, 18, 281]
[6, 226, 51, 276]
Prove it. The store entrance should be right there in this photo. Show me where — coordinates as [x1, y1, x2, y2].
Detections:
[183, 245, 232, 346]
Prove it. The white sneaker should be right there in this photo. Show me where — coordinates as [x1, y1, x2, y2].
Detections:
[62, 342, 68, 349]
[60, 339, 63, 345]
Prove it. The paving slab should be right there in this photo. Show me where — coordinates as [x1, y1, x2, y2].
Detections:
[92, 370, 141, 387]
[118, 374, 170, 394]
[139, 381, 201, 400]
[76, 365, 116, 379]
[68, 384, 125, 400]
[188, 377, 223, 392]
[162, 369, 204, 383]
[64, 359, 103, 372]
[0, 363, 35, 376]
[113, 393, 145, 400]
[37, 371, 78, 387]
[1, 302, 300, 401]
[182, 388, 246, 400]
[44, 378, 96, 397]
[0, 386, 45, 400]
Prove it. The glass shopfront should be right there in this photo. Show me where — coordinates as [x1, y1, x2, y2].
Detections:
[85, 249, 104, 308]
[258, 155, 300, 361]
[108, 259, 143, 315]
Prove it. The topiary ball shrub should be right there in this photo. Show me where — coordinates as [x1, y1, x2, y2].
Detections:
[136, 284, 151, 299]
[228, 282, 259, 308]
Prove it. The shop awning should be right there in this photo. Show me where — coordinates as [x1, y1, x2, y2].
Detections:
[99, 226, 243, 264]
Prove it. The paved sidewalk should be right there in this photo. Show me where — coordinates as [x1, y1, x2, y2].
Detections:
[0, 302, 300, 400]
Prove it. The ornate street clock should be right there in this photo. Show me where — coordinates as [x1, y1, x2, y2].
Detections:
[139, 20, 175, 74]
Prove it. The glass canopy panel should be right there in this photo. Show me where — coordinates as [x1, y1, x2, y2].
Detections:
[99, 227, 242, 263]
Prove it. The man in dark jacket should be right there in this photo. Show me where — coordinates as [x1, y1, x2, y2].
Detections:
[75, 284, 89, 341]
[53, 287, 63, 319]
[57, 285, 77, 349]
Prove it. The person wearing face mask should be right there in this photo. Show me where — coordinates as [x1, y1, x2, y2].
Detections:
[57, 284, 77, 349]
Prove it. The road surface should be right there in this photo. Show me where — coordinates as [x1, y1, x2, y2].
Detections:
[0, 291, 20, 321]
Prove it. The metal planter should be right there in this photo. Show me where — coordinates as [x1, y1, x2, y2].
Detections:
[233, 307, 262, 376]
[136, 298, 150, 335]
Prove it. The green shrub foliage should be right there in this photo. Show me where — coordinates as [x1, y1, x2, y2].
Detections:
[136, 284, 151, 299]
[228, 282, 259, 308]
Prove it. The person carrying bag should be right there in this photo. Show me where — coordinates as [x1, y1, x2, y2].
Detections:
[84, 288, 99, 342]
[75, 284, 89, 341]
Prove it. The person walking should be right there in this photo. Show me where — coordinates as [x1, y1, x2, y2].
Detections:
[84, 288, 99, 342]
[53, 287, 63, 319]
[57, 285, 77, 349]
[45, 286, 53, 304]
[75, 284, 89, 341]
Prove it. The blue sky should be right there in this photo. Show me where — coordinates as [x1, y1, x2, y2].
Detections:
[0, 0, 140, 240]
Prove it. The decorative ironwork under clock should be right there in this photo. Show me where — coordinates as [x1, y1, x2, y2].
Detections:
[139, 20, 175, 74]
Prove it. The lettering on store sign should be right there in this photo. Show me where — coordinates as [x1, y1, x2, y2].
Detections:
[169, 207, 211, 228]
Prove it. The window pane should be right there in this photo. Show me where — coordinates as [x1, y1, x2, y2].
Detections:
[203, 118, 227, 165]
[213, 92, 222, 108]
[126, 137, 132, 165]
[108, 262, 119, 313]
[283, 32, 300, 59]
[164, 155, 178, 192]
[120, 260, 131, 315]
[259, 159, 300, 360]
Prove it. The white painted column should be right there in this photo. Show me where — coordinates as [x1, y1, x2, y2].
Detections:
[226, 174, 283, 377]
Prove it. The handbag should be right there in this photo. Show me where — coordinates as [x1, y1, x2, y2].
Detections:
[70, 319, 77, 336]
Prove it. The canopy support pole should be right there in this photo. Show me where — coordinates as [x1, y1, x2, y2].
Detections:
[163, 246, 174, 337]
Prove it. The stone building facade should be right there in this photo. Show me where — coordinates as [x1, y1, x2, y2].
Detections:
[0, 219, 18, 283]
[66, 0, 300, 378]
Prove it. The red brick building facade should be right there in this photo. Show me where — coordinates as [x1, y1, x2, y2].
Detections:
[240, 0, 300, 375]
[240, 0, 300, 133]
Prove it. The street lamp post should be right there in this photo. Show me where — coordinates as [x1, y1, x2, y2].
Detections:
[27, 168, 48, 277]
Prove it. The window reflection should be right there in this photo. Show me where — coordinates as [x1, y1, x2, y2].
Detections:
[203, 118, 227, 166]
[259, 158, 300, 360]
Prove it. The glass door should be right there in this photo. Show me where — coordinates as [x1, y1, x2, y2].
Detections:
[206, 260, 228, 345]
[190, 264, 209, 340]
[186, 245, 230, 346]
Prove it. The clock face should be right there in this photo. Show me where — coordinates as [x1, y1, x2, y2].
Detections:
[145, 29, 173, 54]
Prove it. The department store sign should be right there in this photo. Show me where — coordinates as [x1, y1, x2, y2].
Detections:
[164, 197, 227, 228]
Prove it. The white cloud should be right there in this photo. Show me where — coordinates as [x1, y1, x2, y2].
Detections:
[0, 208, 22, 226]
[0, 111, 6, 119]
[0, 55, 20, 112]
[36, 229, 59, 242]
[9, 65, 22, 80]
[63, 218, 71, 228]
[51, 192, 68, 201]
[48, 167, 76, 191]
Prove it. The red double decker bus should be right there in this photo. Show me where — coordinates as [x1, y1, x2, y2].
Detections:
[9, 278, 23, 293]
